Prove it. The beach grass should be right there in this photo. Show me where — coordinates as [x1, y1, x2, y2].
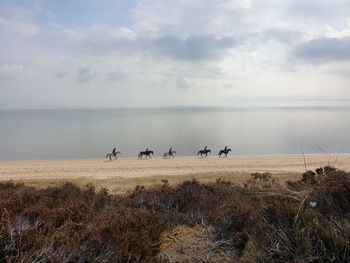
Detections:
[5, 171, 300, 194]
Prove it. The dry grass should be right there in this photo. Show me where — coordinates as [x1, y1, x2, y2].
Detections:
[0, 167, 349, 262]
[6, 171, 299, 194]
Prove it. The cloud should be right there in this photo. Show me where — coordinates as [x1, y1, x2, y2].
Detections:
[61, 26, 237, 61]
[0, 64, 23, 80]
[149, 35, 236, 61]
[76, 67, 97, 83]
[2, 0, 350, 107]
[55, 71, 67, 79]
[0, 5, 40, 36]
[105, 71, 124, 81]
[294, 37, 350, 63]
[176, 76, 191, 90]
[286, 0, 350, 19]
[262, 28, 303, 44]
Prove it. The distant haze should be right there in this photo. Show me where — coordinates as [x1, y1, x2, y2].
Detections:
[1, 1, 350, 108]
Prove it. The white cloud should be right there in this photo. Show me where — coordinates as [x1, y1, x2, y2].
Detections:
[0, 5, 40, 36]
[0, 64, 23, 79]
[76, 67, 98, 83]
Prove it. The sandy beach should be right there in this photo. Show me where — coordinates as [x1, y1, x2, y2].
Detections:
[0, 153, 349, 193]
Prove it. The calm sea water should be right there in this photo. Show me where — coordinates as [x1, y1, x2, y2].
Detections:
[0, 107, 349, 160]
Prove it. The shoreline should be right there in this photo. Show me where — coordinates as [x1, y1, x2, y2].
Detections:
[0, 152, 348, 162]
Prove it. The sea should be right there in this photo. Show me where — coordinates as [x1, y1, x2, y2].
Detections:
[0, 106, 349, 160]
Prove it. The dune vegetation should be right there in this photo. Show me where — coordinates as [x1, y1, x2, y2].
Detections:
[0, 166, 349, 262]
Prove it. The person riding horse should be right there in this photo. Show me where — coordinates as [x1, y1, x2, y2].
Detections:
[218, 146, 231, 157]
[163, 147, 176, 159]
[197, 146, 211, 157]
[138, 148, 154, 159]
[106, 148, 121, 160]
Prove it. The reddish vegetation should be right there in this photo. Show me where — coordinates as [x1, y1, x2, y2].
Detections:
[1, 167, 349, 262]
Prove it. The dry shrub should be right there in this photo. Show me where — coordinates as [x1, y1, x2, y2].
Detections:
[1, 169, 349, 262]
[0, 183, 172, 262]
[247, 172, 280, 189]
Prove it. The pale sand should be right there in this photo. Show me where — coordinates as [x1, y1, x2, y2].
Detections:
[0, 154, 349, 193]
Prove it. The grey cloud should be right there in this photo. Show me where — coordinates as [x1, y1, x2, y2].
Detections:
[68, 33, 237, 61]
[262, 28, 303, 44]
[294, 37, 350, 63]
[105, 71, 124, 81]
[327, 68, 350, 78]
[176, 76, 191, 90]
[76, 67, 97, 83]
[286, 0, 350, 19]
[149, 35, 236, 61]
[55, 71, 67, 79]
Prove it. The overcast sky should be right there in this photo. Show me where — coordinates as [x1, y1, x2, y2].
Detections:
[1, 0, 350, 108]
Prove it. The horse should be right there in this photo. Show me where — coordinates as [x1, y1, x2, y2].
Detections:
[163, 150, 176, 159]
[218, 148, 231, 157]
[138, 149, 154, 159]
[197, 146, 211, 157]
[105, 151, 121, 161]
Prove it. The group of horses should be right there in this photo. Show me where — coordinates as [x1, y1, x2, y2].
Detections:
[105, 146, 231, 160]
[197, 146, 232, 157]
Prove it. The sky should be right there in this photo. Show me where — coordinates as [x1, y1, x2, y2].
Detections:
[0, 0, 350, 109]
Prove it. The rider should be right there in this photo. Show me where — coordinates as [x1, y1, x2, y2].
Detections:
[168, 147, 172, 155]
[224, 146, 227, 151]
[112, 147, 117, 157]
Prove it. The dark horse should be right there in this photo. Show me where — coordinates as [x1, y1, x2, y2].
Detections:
[138, 148, 154, 159]
[218, 146, 231, 157]
[197, 146, 211, 157]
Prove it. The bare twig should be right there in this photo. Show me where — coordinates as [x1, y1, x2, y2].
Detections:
[301, 144, 307, 172]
